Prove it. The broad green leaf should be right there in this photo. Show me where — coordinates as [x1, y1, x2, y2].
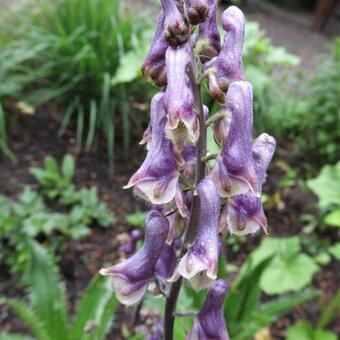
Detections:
[260, 254, 318, 295]
[328, 243, 340, 260]
[307, 162, 340, 208]
[314, 329, 338, 340]
[286, 321, 314, 340]
[324, 209, 340, 227]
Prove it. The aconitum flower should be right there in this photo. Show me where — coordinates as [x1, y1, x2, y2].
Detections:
[196, 0, 221, 63]
[187, 280, 230, 340]
[120, 229, 142, 256]
[100, 211, 168, 305]
[185, 0, 209, 25]
[207, 6, 245, 102]
[161, 0, 189, 46]
[164, 43, 199, 145]
[220, 133, 276, 235]
[171, 179, 220, 290]
[124, 92, 179, 205]
[210, 81, 258, 198]
[142, 11, 168, 86]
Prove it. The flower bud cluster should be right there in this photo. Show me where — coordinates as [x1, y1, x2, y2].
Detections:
[101, 2, 276, 338]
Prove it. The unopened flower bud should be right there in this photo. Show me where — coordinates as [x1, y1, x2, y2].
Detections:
[188, 280, 230, 339]
[161, 0, 189, 46]
[185, 0, 209, 25]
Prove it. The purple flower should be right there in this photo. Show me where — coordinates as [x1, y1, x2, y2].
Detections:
[124, 92, 179, 205]
[209, 81, 258, 198]
[185, 0, 209, 25]
[100, 211, 169, 305]
[208, 6, 245, 102]
[142, 11, 168, 86]
[187, 280, 230, 340]
[161, 0, 189, 46]
[196, 0, 221, 63]
[120, 229, 142, 256]
[164, 43, 199, 145]
[220, 133, 276, 235]
[171, 179, 220, 290]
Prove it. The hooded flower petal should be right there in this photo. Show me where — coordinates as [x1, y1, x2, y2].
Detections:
[210, 81, 258, 197]
[172, 179, 220, 290]
[161, 0, 189, 46]
[142, 11, 168, 86]
[196, 0, 221, 63]
[100, 211, 169, 305]
[124, 92, 179, 205]
[187, 280, 230, 340]
[164, 43, 199, 145]
[208, 6, 245, 102]
[222, 133, 276, 235]
[185, 0, 209, 25]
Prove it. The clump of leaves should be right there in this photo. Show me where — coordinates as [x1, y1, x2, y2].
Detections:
[0, 241, 118, 340]
[0, 154, 113, 277]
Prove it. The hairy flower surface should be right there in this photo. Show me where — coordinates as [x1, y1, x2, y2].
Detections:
[124, 92, 179, 205]
[196, 0, 220, 63]
[142, 11, 168, 86]
[171, 179, 220, 290]
[100, 211, 168, 305]
[187, 280, 230, 339]
[210, 81, 258, 198]
[161, 0, 189, 46]
[208, 6, 245, 102]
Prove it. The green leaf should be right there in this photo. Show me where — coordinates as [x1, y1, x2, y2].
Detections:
[286, 321, 314, 340]
[324, 209, 340, 227]
[0, 333, 34, 340]
[27, 242, 69, 340]
[307, 162, 340, 208]
[61, 154, 75, 181]
[328, 243, 340, 260]
[125, 211, 146, 228]
[70, 275, 115, 340]
[318, 291, 340, 329]
[260, 254, 318, 295]
[5, 299, 50, 340]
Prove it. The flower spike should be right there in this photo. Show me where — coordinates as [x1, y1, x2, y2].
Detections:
[124, 92, 179, 205]
[187, 280, 230, 340]
[100, 211, 169, 305]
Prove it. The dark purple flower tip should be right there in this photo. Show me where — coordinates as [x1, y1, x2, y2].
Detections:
[142, 11, 168, 86]
[124, 92, 179, 205]
[188, 280, 230, 339]
[227, 194, 268, 235]
[185, 0, 209, 25]
[210, 81, 258, 197]
[164, 43, 199, 144]
[172, 179, 220, 290]
[209, 6, 245, 102]
[252, 133, 276, 190]
[196, 0, 221, 63]
[161, 0, 190, 46]
[100, 210, 169, 305]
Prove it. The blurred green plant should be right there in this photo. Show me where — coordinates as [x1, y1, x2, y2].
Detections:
[0, 154, 112, 277]
[286, 291, 340, 340]
[0, 241, 118, 340]
[0, 103, 15, 161]
[296, 38, 340, 164]
[125, 210, 147, 228]
[0, 0, 151, 170]
[307, 161, 340, 228]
